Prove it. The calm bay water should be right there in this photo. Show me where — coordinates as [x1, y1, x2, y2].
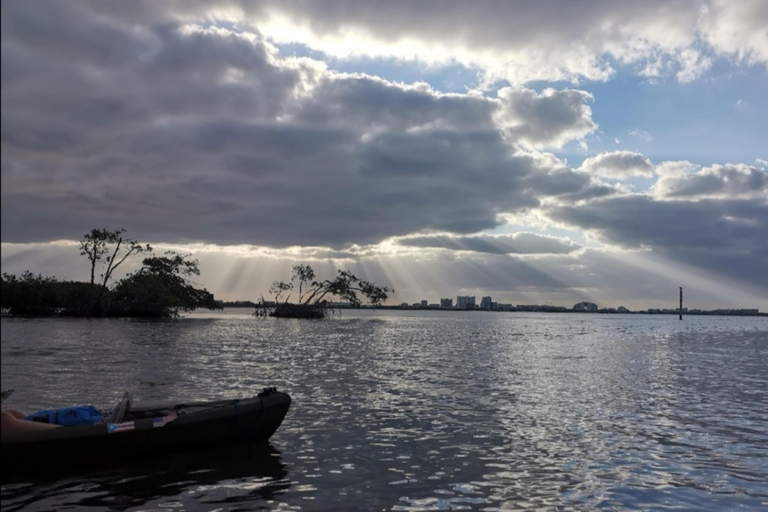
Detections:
[1, 310, 767, 511]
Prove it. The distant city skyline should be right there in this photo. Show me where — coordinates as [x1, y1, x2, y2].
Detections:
[1, 239, 766, 311]
[392, 295, 760, 314]
[242, 291, 761, 315]
[2, 2, 766, 311]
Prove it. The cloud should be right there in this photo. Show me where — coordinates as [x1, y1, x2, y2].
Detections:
[495, 87, 597, 149]
[654, 160, 698, 178]
[1, 6, 605, 247]
[291, 75, 497, 132]
[675, 48, 713, 82]
[548, 196, 765, 248]
[628, 128, 653, 141]
[20, 0, 764, 86]
[638, 48, 713, 83]
[701, 0, 768, 65]
[651, 163, 768, 200]
[545, 195, 768, 289]
[397, 232, 582, 255]
[205, 0, 765, 84]
[580, 151, 654, 179]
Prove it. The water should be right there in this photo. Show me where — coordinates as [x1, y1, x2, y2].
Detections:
[2, 310, 767, 511]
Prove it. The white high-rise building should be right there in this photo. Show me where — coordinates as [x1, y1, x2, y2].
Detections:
[573, 301, 598, 312]
[456, 296, 476, 310]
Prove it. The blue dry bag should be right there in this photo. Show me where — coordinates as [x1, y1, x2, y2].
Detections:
[24, 405, 104, 426]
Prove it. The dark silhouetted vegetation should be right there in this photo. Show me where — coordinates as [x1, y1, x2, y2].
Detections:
[1, 229, 220, 318]
[1, 271, 101, 316]
[220, 300, 257, 307]
[79, 227, 152, 314]
[80, 227, 151, 288]
[110, 251, 221, 317]
[256, 264, 392, 319]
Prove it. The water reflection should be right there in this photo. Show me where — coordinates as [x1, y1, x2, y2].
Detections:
[1, 444, 289, 512]
[2, 312, 767, 510]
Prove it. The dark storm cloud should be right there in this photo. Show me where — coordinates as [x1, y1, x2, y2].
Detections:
[398, 233, 581, 255]
[546, 196, 768, 288]
[293, 76, 496, 130]
[1, 2, 606, 247]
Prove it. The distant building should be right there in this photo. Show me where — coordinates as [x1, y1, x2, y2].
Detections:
[421, 300, 428, 308]
[617, 306, 629, 313]
[573, 301, 598, 312]
[480, 296, 493, 310]
[518, 304, 567, 312]
[456, 295, 476, 310]
[400, 302, 409, 308]
[440, 298, 453, 309]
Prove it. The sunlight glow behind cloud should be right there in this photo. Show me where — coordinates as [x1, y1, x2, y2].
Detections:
[1, 1, 766, 309]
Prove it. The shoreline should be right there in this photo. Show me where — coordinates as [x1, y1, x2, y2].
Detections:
[238, 305, 768, 317]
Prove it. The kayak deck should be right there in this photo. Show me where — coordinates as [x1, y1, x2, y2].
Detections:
[2, 389, 291, 480]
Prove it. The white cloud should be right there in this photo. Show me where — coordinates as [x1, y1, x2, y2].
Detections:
[229, 0, 764, 84]
[701, 0, 768, 65]
[675, 47, 713, 82]
[628, 128, 653, 141]
[651, 163, 768, 200]
[654, 160, 699, 178]
[580, 151, 654, 179]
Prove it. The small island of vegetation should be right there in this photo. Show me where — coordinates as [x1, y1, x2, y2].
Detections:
[1, 227, 220, 318]
[256, 264, 392, 319]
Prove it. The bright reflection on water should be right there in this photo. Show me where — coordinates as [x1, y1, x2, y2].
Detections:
[2, 310, 767, 511]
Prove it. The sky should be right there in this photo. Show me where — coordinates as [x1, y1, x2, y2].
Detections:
[2, 0, 767, 311]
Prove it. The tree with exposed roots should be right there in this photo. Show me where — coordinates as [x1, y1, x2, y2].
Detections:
[257, 265, 392, 318]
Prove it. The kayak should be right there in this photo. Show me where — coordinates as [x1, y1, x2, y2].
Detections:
[2, 387, 291, 480]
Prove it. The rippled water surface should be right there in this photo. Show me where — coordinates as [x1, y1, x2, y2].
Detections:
[2, 310, 767, 511]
